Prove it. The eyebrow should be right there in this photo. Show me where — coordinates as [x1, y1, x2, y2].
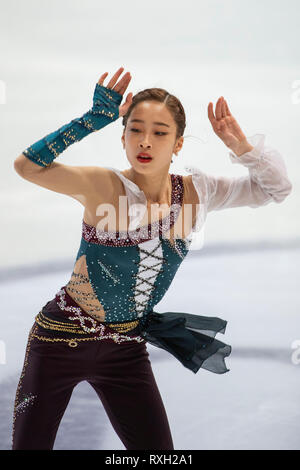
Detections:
[129, 119, 170, 128]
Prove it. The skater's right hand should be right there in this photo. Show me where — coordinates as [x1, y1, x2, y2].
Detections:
[97, 67, 133, 117]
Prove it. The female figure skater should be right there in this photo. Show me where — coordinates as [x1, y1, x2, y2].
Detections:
[12, 67, 292, 450]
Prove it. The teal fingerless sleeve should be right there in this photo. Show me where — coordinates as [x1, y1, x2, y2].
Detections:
[23, 84, 123, 167]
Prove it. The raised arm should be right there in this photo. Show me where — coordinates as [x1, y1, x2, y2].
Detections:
[186, 133, 292, 212]
[203, 96, 292, 210]
[13, 67, 133, 203]
[184, 96, 292, 220]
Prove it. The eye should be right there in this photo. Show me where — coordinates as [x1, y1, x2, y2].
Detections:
[130, 128, 168, 136]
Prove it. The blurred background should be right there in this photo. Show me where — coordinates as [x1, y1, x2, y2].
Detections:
[0, 0, 299, 450]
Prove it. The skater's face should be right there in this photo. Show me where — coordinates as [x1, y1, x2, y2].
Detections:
[121, 101, 183, 171]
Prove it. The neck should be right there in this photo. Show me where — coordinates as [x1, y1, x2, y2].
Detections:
[122, 168, 172, 206]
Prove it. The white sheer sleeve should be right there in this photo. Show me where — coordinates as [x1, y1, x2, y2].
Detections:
[185, 134, 293, 213]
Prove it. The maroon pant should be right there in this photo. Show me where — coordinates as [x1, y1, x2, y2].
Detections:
[12, 320, 174, 450]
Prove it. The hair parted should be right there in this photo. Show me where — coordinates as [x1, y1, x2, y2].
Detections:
[121, 88, 186, 140]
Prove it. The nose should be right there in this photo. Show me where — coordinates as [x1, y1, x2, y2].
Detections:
[140, 141, 151, 149]
[139, 136, 152, 149]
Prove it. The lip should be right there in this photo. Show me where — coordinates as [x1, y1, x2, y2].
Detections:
[137, 156, 152, 164]
[137, 153, 152, 158]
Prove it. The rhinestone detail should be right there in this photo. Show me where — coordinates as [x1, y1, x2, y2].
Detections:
[82, 173, 184, 246]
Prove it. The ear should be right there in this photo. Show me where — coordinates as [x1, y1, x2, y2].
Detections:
[121, 133, 125, 148]
[174, 136, 184, 154]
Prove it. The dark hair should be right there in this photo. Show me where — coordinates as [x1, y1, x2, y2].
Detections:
[121, 87, 186, 141]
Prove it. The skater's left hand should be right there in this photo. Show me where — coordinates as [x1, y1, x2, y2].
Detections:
[208, 97, 254, 157]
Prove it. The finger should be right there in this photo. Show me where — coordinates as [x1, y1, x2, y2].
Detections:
[207, 102, 217, 124]
[98, 72, 108, 86]
[106, 67, 125, 89]
[221, 98, 227, 118]
[215, 97, 223, 120]
[208, 102, 223, 132]
[124, 93, 133, 108]
[114, 73, 132, 95]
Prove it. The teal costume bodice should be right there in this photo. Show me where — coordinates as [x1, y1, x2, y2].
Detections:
[71, 168, 190, 327]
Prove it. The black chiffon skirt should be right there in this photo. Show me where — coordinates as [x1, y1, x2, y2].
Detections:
[139, 310, 232, 374]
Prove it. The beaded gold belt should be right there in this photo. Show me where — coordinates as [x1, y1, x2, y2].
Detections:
[35, 311, 140, 334]
[33, 311, 144, 347]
